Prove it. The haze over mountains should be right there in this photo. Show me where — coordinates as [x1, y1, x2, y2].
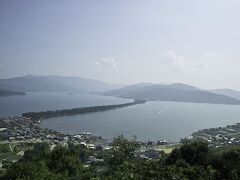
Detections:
[104, 83, 240, 105]
[0, 75, 122, 93]
[211, 89, 240, 101]
[1, 75, 240, 105]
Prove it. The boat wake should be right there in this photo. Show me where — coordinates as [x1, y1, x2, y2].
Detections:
[158, 107, 169, 114]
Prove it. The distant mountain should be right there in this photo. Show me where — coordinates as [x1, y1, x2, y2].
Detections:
[104, 83, 197, 97]
[167, 83, 199, 91]
[104, 83, 153, 97]
[211, 89, 240, 100]
[0, 89, 26, 96]
[0, 75, 122, 93]
[104, 83, 240, 105]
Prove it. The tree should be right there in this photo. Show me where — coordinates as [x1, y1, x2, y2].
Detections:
[166, 140, 209, 166]
[106, 135, 140, 170]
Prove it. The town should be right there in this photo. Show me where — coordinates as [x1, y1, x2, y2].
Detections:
[0, 116, 175, 170]
[192, 123, 240, 147]
[2, 114, 240, 171]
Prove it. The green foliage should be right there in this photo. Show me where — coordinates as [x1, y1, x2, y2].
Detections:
[1, 159, 12, 169]
[5, 161, 66, 180]
[1, 138, 240, 179]
[21, 143, 50, 162]
[2, 143, 91, 180]
[0, 144, 11, 153]
[13, 145, 21, 153]
[166, 140, 209, 166]
[106, 135, 140, 170]
[209, 148, 240, 179]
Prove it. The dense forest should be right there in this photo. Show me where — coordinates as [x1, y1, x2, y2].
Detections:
[22, 100, 146, 121]
[1, 137, 240, 179]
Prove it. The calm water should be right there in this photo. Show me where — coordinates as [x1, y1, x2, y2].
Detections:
[1, 93, 240, 142]
[42, 101, 240, 142]
[0, 93, 131, 116]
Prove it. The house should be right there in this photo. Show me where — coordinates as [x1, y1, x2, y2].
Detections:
[86, 156, 104, 164]
[144, 149, 161, 160]
[80, 142, 87, 148]
[104, 146, 112, 151]
[87, 144, 95, 150]
[96, 145, 103, 151]
[73, 135, 82, 139]
[9, 137, 15, 142]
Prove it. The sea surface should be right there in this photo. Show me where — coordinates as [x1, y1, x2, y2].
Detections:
[42, 100, 240, 142]
[0, 92, 131, 116]
[1, 93, 240, 142]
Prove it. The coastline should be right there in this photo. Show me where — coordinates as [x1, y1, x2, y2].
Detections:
[1, 99, 239, 154]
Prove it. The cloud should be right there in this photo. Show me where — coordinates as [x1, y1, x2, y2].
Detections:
[95, 58, 117, 68]
[193, 52, 219, 68]
[165, 50, 187, 69]
[94, 61, 102, 66]
[163, 50, 219, 72]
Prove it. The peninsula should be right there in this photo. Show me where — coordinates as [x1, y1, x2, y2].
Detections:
[0, 89, 26, 96]
[22, 99, 146, 121]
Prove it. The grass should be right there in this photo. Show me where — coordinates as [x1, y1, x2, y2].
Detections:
[0, 152, 22, 162]
[232, 132, 240, 139]
[156, 144, 181, 154]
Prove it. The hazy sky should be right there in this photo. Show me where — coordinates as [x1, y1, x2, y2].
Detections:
[1, 0, 240, 89]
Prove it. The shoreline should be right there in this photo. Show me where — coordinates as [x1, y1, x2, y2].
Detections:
[1, 99, 239, 149]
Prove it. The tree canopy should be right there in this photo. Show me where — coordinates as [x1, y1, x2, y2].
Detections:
[2, 137, 240, 180]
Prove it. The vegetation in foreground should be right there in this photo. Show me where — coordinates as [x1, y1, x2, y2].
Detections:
[1, 136, 240, 180]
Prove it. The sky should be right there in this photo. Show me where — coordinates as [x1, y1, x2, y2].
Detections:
[0, 0, 240, 89]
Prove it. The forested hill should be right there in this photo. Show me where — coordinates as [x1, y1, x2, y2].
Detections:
[104, 83, 240, 105]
